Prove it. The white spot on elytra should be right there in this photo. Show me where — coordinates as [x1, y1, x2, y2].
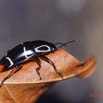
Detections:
[6, 57, 14, 67]
[35, 45, 50, 52]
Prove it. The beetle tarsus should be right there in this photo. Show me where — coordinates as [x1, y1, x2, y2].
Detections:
[40, 55, 63, 79]
[36, 68, 42, 80]
[0, 65, 22, 88]
[33, 57, 42, 80]
[36, 58, 42, 80]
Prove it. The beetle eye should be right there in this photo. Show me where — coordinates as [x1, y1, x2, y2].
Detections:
[35, 45, 50, 52]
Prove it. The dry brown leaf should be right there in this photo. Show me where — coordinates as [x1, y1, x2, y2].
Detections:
[0, 49, 96, 103]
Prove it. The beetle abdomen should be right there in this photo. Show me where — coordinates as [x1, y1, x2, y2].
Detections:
[7, 44, 26, 65]
[0, 42, 35, 71]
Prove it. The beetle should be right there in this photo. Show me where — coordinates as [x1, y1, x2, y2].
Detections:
[0, 40, 77, 87]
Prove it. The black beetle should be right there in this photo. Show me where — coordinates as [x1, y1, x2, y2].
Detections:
[0, 40, 77, 87]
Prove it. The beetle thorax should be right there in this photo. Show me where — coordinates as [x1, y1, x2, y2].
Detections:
[35, 45, 51, 53]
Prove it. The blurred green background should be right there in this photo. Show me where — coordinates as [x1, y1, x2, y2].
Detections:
[0, 0, 102, 103]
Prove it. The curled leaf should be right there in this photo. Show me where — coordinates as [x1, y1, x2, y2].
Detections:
[0, 49, 96, 103]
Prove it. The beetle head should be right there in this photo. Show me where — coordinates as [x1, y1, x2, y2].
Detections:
[49, 43, 57, 52]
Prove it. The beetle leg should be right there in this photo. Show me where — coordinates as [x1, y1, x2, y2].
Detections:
[35, 58, 42, 80]
[40, 55, 63, 79]
[31, 57, 42, 80]
[0, 65, 22, 87]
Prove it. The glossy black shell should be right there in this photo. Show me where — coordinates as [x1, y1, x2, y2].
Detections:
[0, 40, 57, 71]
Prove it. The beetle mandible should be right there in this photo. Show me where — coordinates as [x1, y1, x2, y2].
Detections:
[0, 40, 77, 87]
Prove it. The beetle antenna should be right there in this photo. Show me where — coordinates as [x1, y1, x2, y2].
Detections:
[55, 42, 68, 47]
[55, 42, 63, 45]
[58, 39, 78, 48]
